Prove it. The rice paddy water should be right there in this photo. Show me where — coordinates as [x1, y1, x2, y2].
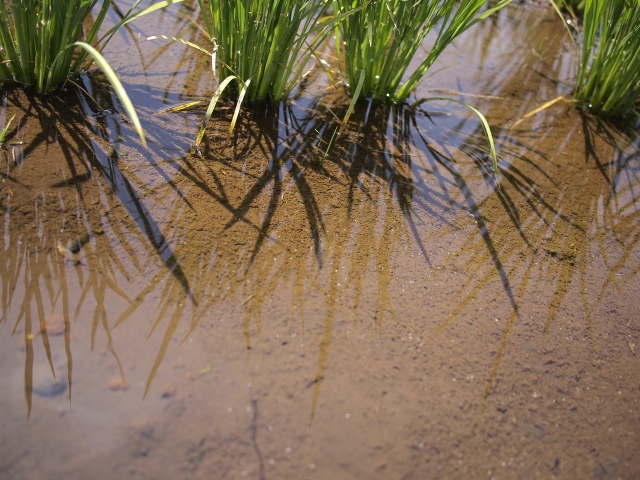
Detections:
[1, 1, 639, 478]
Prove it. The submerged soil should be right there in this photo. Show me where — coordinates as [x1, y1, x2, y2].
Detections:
[1, 3, 639, 480]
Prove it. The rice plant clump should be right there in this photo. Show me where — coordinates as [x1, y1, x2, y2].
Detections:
[2, 0, 157, 92]
[333, 0, 512, 103]
[2, 0, 103, 92]
[199, 0, 351, 104]
[0, 0, 179, 144]
[574, 0, 640, 117]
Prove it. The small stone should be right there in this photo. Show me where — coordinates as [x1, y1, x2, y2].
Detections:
[33, 379, 67, 398]
[160, 382, 177, 398]
[108, 377, 128, 391]
[42, 315, 65, 336]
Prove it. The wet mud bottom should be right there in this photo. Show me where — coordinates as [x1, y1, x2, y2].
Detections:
[1, 3, 639, 480]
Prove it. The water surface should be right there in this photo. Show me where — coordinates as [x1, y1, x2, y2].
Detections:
[1, 3, 639, 479]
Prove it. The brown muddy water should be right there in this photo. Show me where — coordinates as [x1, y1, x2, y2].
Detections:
[1, 3, 639, 479]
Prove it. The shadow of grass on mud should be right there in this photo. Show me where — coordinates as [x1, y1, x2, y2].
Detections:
[407, 2, 640, 405]
[94, 0, 640, 419]
[120, 98, 503, 423]
[435, 112, 640, 405]
[1, 72, 524, 420]
[8, 70, 633, 425]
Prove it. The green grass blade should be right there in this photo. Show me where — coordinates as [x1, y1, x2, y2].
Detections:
[338, 69, 365, 136]
[548, 0, 577, 50]
[69, 42, 147, 147]
[336, 0, 512, 102]
[0, 114, 16, 147]
[196, 75, 238, 146]
[411, 96, 499, 178]
[146, 35, 212, 56]
[552, 0, 640, 117]
[227, 79, 250, 141]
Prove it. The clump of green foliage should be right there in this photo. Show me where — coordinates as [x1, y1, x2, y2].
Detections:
[159, 0, 502, 176]
[575, 0, 640, 117]
[552, 0, 640, 118]
[181, 0, 366, 145]
[332, 0, 512, 102]
[0, 0, 181, 144]
[197, 0, 361, 104]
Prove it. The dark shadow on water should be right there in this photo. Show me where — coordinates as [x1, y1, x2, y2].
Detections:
[2, 74, 543, 420]
[436, 108, 640, 406]
[142, 98, 510, 423]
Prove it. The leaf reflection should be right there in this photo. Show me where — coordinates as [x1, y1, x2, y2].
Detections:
[436, 112, 640, 405]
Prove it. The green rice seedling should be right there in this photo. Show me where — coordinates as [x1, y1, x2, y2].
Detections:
[0, 0, 182, 145]
[333, 0, 512, 103]
[573, 0, 640, 117]
[550, 0, 640, 117]
[197, 0, 366, 104]
[414, 97, 499, 176]
[0, 114, 15, 147]
[157, 0, 366, 145]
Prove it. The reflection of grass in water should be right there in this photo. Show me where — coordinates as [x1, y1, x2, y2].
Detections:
[0, 89, 190, 415]
[120, 98, 498, 420]
[3, 234, 73, 418]
[435, 114, 640, 405]
[1, 169, 134, 416]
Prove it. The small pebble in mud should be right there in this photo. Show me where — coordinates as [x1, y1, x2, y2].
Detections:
[160, 382, 177, 398]
[108, 377, 128, 391]
[33, 379, 67, 398]
[42, 315, 65, 336]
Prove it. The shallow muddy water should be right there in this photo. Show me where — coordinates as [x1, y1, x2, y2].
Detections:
[1, 3, 639, 479]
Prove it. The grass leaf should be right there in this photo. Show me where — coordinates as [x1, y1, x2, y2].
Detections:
[338, 70, 365, 136]
[196, 75, 238, 146]
[412, 96, 499, 178]
[0, 114, 16, 147]
[68, 42, 147, 147]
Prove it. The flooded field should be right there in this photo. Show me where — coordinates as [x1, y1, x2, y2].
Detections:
[1, 2, 639, 479]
